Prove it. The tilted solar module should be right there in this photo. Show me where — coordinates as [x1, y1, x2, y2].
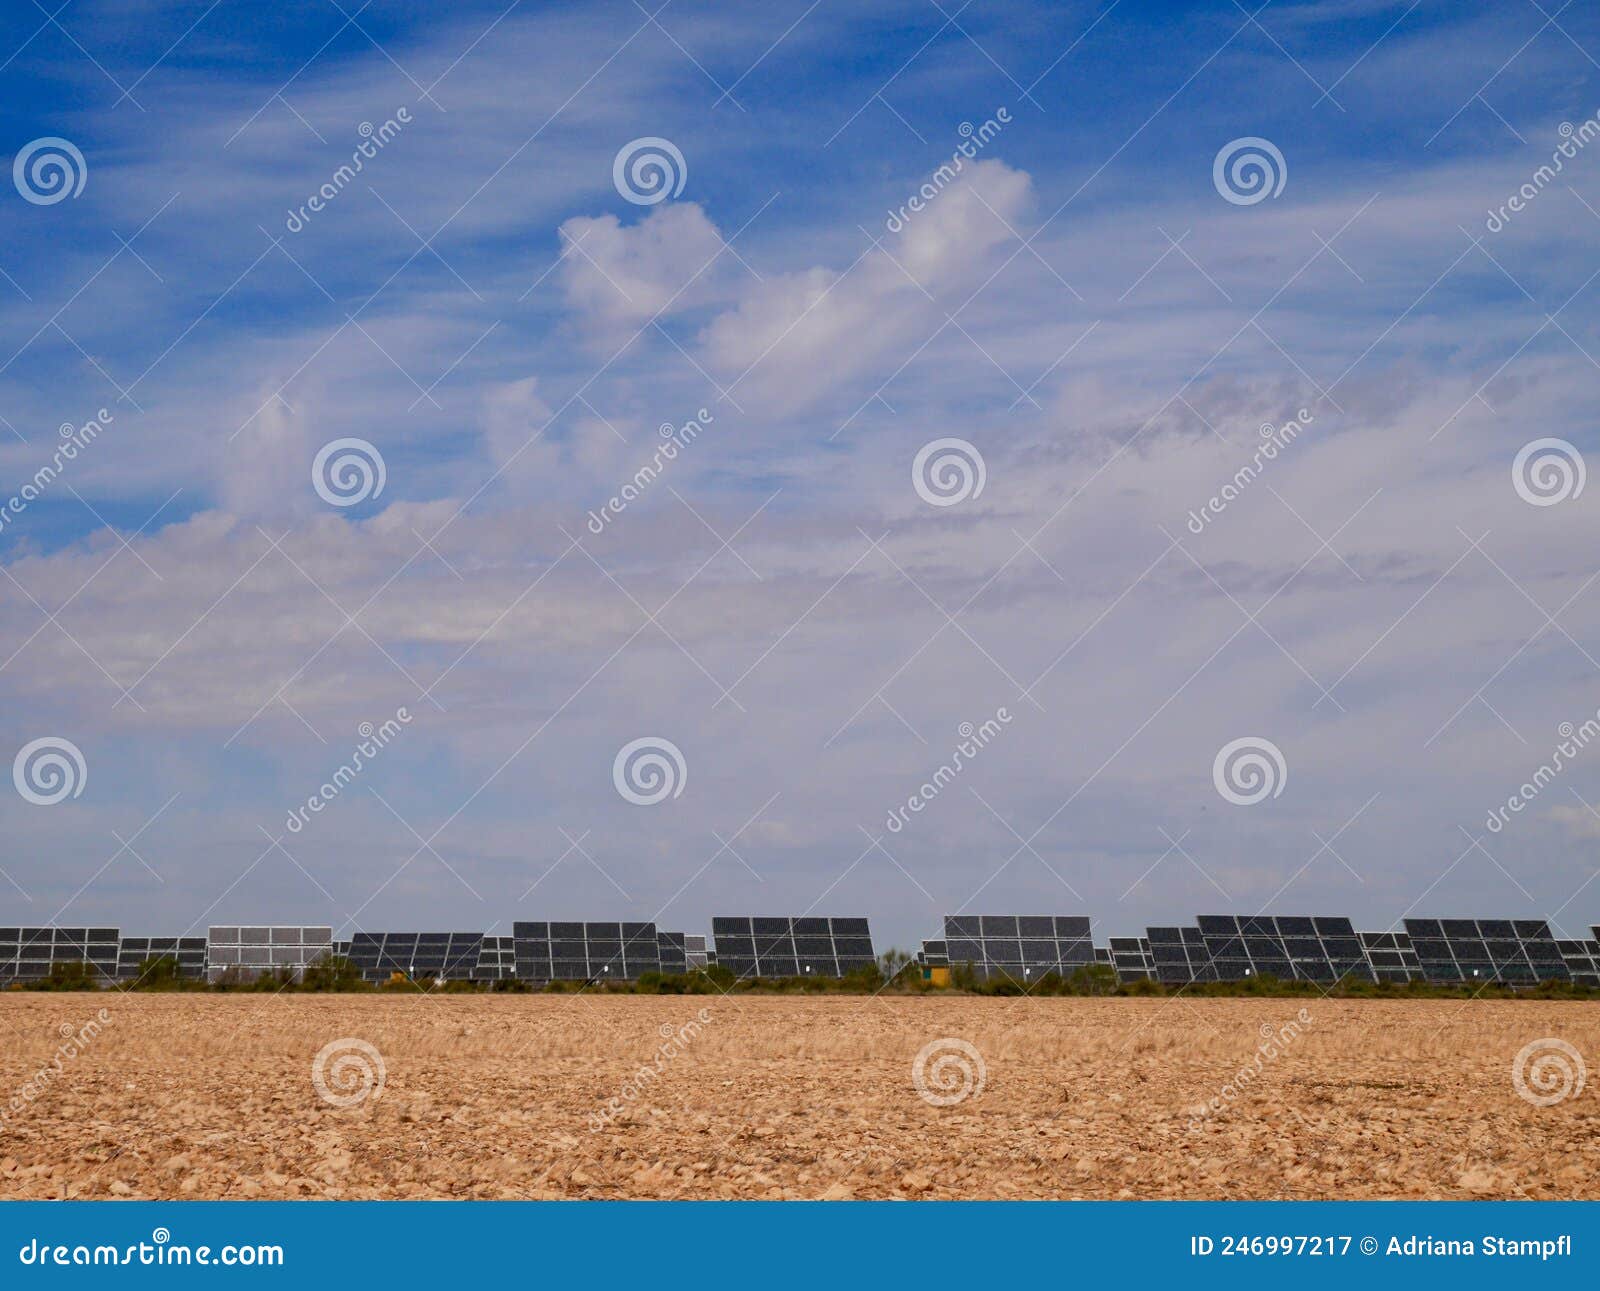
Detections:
[1358, 930, 1422, 983]
[941, 915, 1094, 982]
[1403, 918, 1570, 984]
[1109, 936, 1154, 983]
[1195, 915, 1372, 983]
[475, 936, 515, 981]
[919, 939, 949, 967]
[0, 928, 120, 982]
[657, 931, 688, 974]
[710, 916, 875, 979]
[116, 936, 207, 981]
[206, 926, 333, 983]
[512, 921, 662, 981]
[346, 932, 484, 982]
[1559, 930, 1600, 986]
[1146, 926, 1212, 984]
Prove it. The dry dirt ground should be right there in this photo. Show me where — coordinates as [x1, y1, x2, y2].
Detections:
[0, 992, 1597, 1199]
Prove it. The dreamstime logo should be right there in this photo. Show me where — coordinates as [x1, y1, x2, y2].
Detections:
[13, 137, 87, 205]
[1485, 713, 1600, 833]
[1486, 112, 1600, 233]
[13, 737, 86, 806]
[1212, 137, 1287, 206]
[1511, 1037, 1586, 1107]
[284, 708, 412, 834]
[285, 109, 411, 233]
[0, 408, 114, 539]
[1187, 1011, 1312, 1131]
[311, 1037, 386, 1108]
[1212, 737, 1286, 806]
[884, 108, 1011, 233]
[612, 737, 686, 805]
[884, 708, 1013, 833]
[585, 408, 713, 534]
[312, 437, 386, 507]
[613, 137, 686, 206]
[913, 437, 986, 507]
[588, 1008, 714, 1132]
[0, 1008, 111, 1123]
[1512, 437, 1585, 507]
[912, 1038, 986, 1106]
[1185, 410, 1313, 533]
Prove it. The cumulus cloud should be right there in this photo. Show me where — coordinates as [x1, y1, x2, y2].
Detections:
[557, 203, 729, 336]
[700, 159, 1035, 417]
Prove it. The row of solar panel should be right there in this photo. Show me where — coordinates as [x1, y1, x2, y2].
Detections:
[510, 923, 712, 982]
[1090, 917, 1600, 987]
[16, 912, 1599, 989]
[0, 922, 727, 985]
[917, 915, 1600, 988]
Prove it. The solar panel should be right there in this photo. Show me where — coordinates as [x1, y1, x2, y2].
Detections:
[115, 936, 206, 980]
[1195, 915, 1372, 983]
[684, 934, 708, 969]
[206, 926, 332, 983]
[1555, 931, 1600, 986]
[346, 932, 484, 983]
[657, 931, 688, 974]
[1403, 917, 1570, 985]
[649, 932, 709, 973]
[942, 915, 1094, 982]
[1109, 936, 1154, 982]
[711, 916, 876, 979]
[0, 927, 120, 982]
[1357, 930, 1423, 983]
[512, 921, 662, 981]
[920, 939, 949, 967]
[1146, 926, 1213, 984]
[474, 936, 516, 980]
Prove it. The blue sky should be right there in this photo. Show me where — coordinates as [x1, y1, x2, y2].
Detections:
[1, 0, 1599, 952]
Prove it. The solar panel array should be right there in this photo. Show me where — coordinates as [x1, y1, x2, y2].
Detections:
[1147, 927, 1213, 983]
[511, 921, 662, 981]
[711, 917, 875, 979]
[1402, 918, 1569, 984]
[476, 936, 515, 981]
[346, 932, 484, 983]
[1559, 931, 1600, 986]
[1109, 937, 1154, 982]
[1195, 915, 1372, 983]
[2, 912, 1597, 989]
[1136, 917, 1582, 986]
[117, 937, 207, 980]
[206, 926, 333, 983]
[942, 915, 1095, 981]
[658, 931, 688, 974]
[1358, 931, 1422, 983]
[0, 928, 120, 981]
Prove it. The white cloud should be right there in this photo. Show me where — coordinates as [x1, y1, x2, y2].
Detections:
[697, 160, 1034, 418]
[557, 203, 729, 335]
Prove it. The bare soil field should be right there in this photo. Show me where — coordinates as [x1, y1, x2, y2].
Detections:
[0, 992, 1596, 1200]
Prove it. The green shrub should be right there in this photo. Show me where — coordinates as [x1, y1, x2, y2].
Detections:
[300, 955, 368, 992]
[25, 961, 100, 991]
[1068, 964, 1117, 996]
